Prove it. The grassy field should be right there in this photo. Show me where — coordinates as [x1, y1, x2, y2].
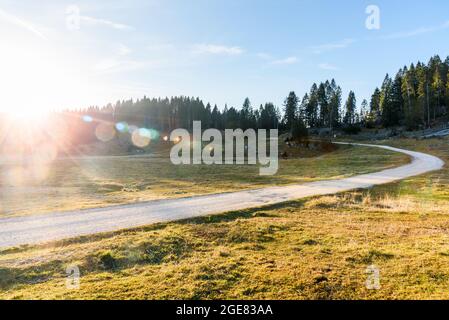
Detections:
[0, 137, 448, 299]
[0, 143, 408, 217]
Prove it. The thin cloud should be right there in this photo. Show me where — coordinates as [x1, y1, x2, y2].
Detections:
[0, 8, 46, 39]
[93, 58, 161, 75]
[81, 15, 133, 30]
[383, 20, 449, 39]
[192, 44, 244, 55]
[147, 43, 175, 52]
[271, 56, 298, 65]
[256, 52, 272, 60]
[117, 44, 132, 56]
[318, 63, 339, 71]
[309, 38, 355, 54]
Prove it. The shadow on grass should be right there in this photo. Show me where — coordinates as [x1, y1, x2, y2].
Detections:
[0, 259, 66, 291]
[0, 199, 307, 291]
[179, 199, 307, 225]
[0, 199, 307, 257]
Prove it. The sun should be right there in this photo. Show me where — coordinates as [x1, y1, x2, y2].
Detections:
[0, 31, 99, 117]
[2, 95, 52, 126]
[6, 106, 50, 121]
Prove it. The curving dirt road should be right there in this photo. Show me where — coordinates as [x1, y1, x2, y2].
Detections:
[0, 143, 444, 248]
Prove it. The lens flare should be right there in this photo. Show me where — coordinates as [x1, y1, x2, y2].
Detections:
[82, 115, 93, 123]
[95, 123, 116, 142]
[131, 128, 151, 148]
[128, 125, 139, 134]
[115, 122, 129, 133]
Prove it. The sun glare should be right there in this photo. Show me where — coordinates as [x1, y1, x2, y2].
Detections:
[7, 106, 50, 120]
[0, 31, 102, 117]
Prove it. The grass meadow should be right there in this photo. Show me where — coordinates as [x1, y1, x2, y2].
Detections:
[0, 143, 408, 217]
[1, 138, 448, 299]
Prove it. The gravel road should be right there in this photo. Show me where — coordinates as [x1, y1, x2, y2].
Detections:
[0, 143, 444, 248]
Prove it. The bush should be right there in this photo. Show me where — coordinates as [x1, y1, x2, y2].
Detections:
[99, 251, 118, 270]
[342, 125, 361, 135]
[291, 119, 308, 141]
[142, 235, 190, 264]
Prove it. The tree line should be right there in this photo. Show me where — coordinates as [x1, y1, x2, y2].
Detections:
[67, 54, 449, 144]
[367, 55, 449, 130]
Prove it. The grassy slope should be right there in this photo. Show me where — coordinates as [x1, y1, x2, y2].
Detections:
[1, 139, 448, 299]
[0, 144, 408, 217]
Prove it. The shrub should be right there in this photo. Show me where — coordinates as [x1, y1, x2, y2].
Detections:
[99, 251, 118, 270]
[342, 125, 361, 135]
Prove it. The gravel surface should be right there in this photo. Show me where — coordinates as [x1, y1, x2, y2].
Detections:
[0, 143, 444, 248]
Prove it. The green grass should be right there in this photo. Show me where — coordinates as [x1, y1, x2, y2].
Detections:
[0, 143, 408, 217]
[0, 138, 448, 299]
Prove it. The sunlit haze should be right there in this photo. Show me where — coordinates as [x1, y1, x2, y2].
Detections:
[2, 0, 449, 113]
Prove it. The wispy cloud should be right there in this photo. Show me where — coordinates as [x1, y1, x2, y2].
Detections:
[0, 8, 46, 39]
[94, 58, 161, 75]
[80, 15, 133, 30]
[271, 56, 298, 65]
[256, 52, 272, 60]
[318, 63, 339, 71]
[147, 43, 175, 52]
[192, 44, 244, 55]
[117, 44, 132, 56]
[94, 44, 160, 74]
[309, 38, 355, 54]
[383, 20, 449, 39]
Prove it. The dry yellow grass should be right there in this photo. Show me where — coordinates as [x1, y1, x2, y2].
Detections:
[0, 137, 448, 300]
[0, 144, 408, 217]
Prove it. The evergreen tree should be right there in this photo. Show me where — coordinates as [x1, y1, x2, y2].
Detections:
[291, 117, 308, 141]
[370, 87, 381, 124]
[328, 80, 341, 128]
[432, 65, 444, 120]
[344, 91, 357, 125]
[299, 94, 309, 124]
[317, 82, 329, 127]
[360, 99, 368, 124]
[380, 74, 395, 127]
[402, 64, 421, 129]
[240, 98, 253, 129]
[306, 84, 319, 128]
[416, 63, 431, 127]
[391, 72, 404, 125]
[283, 91, 299, 131]
[446, 67, 449, 109]
[211, 105, 221, 129]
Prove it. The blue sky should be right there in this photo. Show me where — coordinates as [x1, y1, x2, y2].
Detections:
[1, 0, 449, 113]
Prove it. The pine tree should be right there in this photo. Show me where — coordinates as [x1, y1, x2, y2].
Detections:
[380, 74, 396, 127]
[360, 99, 368, 124]
[317, 82, 329, 127]
[446, 67, 449, 110]
[432, 66, 444, 120]
[283, 91, 298, 131]
[291, 117, 308, 141]
[402, 64, 421, 129]
[260, 103, 279, 129]
[391, 71, 404, 126]
[329, 82, 342, 129]
[211, 105, 221, 129]
[416, 63, 430, 127]
[299, 94, 309, 124]
[306, 84, 319, 128]
[370, 88, 381, 123]
[344, 91, 357, 125]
